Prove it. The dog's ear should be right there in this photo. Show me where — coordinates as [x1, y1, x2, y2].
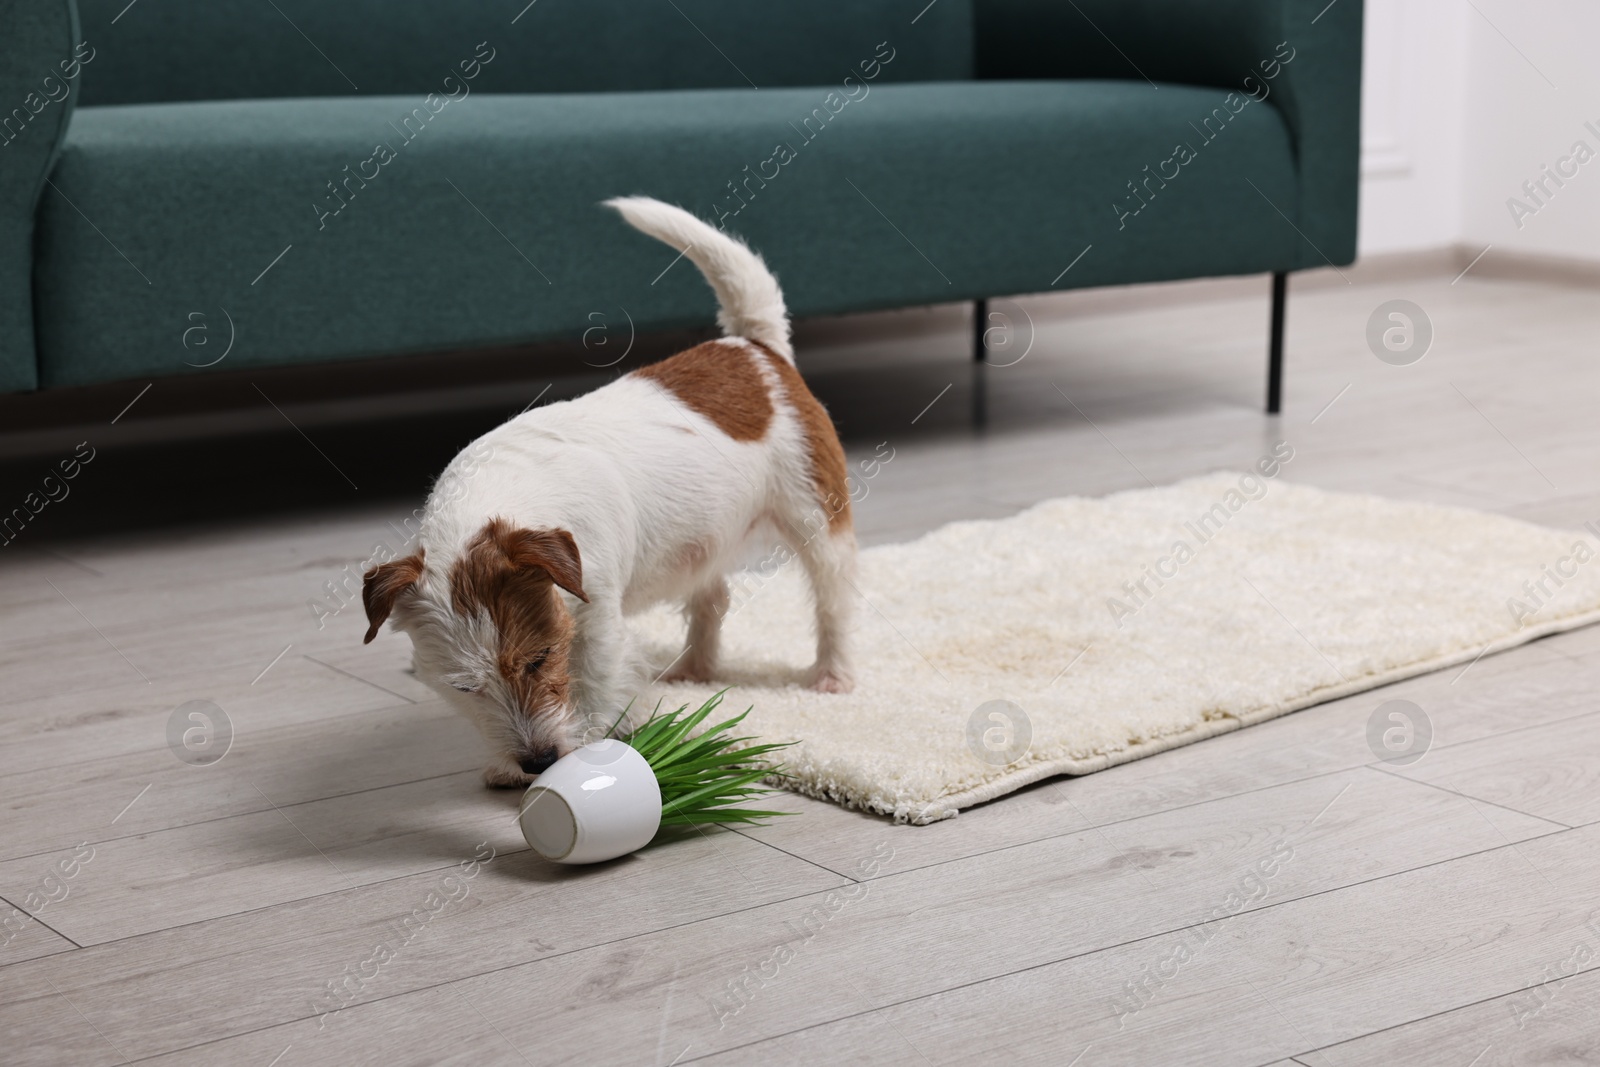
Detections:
[362, 551, 425, 643]
[484, 521, 589, 603]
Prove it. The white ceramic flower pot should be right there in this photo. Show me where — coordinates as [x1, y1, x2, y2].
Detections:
[518, 739, 662, 864]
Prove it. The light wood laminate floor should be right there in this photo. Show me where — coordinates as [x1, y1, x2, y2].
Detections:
[3, 265, 1598, 1066]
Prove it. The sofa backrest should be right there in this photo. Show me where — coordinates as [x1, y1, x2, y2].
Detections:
[973, 0, 1287, 93]
[74, 0, 974, 106]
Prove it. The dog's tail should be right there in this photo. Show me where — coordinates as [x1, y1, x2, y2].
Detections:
[603, 196, 792, 361]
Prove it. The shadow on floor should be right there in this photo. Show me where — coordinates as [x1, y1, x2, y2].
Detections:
[0, 330, 1231, 548]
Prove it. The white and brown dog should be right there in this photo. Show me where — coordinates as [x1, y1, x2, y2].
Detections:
[362, 197, 856, 787]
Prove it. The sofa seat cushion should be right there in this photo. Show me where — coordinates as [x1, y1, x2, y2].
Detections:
[36, 81, 1299, 389]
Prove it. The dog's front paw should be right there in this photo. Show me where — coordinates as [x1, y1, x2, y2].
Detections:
[808, 666, 854, 694]
[660, 664, 714, 685]
[659, 645, 716, 685]
[483, 756, 536, 789]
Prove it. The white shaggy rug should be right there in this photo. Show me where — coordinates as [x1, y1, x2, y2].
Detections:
[633, 473, 1600, 823]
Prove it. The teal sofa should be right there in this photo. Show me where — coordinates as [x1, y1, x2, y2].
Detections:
[3, 0, 1360, 412]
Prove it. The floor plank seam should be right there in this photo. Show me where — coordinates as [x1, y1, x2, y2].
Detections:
[0, 768, 485, 867]
[30, 636, 1582, 880]
[38, 546, 105, 578]
[669, 826, 1581, 1064]
[0, 687, 464, 780]
[0, 892, 83, 952]
[828, 761, 1360, 886]
[300, 654, 420, 705]
[1362, 763, 1574, 830]
[1292, 959, 1600, 1063]
[0, 709, 467, 786]
[35, 843, 536, 953]
[0, 649, 377, 717]
[1417, 703, 1600, 755]
[739, 692, 1600, 892]
[725, 827, 858, 883]
[1537, 642, 1598, 671]
[760, 715, 1582, 890]
[17, 821, 834, 957]
[102, 879, 857, 1063]
[1, 663, 1540, 892]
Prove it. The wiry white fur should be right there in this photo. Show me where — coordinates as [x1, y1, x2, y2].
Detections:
[604, 196, 793, 360]
[383, 198, 854, 787]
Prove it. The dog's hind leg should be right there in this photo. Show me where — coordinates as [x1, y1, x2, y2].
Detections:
[790, 526, 857, 693]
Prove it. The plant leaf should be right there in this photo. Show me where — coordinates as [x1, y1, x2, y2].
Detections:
[612, 691, 794, 835]
[659, 767, 775, 817]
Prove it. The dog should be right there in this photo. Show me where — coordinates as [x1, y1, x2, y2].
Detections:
[361, 197, 856, 788]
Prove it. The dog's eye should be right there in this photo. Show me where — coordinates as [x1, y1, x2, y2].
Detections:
[523, 649, 550, 676]
[452, 683, 480, 694]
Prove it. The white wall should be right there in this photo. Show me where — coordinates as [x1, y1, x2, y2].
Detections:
[1458, 1, 1600, 260]
[1357, 0, 1600, 264]
[1356, 0, 1470, 255]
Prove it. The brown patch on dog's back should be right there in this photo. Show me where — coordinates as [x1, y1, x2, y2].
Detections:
[634, 341, 773, 441]
[450, 519, 585, 714]
[754, 344, 852, 532]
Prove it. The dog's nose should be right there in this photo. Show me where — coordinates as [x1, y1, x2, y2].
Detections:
[519, 749, 559, 775]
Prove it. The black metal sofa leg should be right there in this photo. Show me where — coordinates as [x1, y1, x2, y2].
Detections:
[1267, 272, 1287, 415]
[972, 299, 988, 429]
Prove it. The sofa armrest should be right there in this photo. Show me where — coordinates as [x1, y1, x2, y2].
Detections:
[974, 0, 1363, 268]
[0, 0, 83, 392]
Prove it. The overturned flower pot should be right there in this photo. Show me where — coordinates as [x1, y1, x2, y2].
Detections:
[518, 692, 792, 865]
